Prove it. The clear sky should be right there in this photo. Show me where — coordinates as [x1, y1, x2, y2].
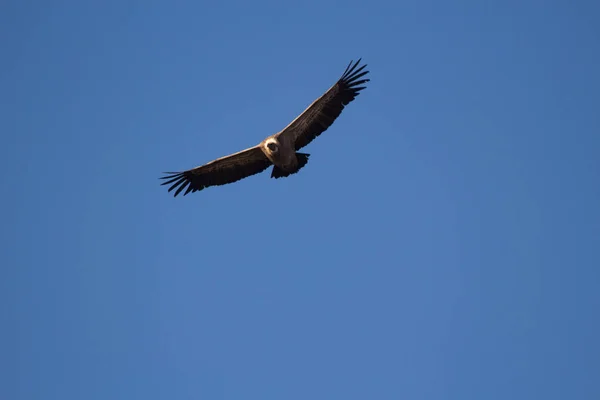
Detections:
[2, 0, 599, 399]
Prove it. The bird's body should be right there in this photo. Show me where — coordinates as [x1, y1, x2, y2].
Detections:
[261, 136, 298, 174]
[161, 59, 370, 197]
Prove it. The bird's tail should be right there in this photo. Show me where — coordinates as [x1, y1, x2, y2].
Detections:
[271, 153, 310, 179]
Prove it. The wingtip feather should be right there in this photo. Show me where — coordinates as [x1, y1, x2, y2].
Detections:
[341, 58, 369, 81]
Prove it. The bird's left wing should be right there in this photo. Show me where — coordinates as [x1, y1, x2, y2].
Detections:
[160, 145, 271, 197]
[275, 59, 369, 150]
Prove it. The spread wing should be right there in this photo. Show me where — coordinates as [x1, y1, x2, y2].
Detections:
[160, 146, 272, 197]
[276, 59, 370, 150]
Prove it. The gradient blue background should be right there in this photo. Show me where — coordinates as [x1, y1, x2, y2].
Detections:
[2, 1, 599, 399]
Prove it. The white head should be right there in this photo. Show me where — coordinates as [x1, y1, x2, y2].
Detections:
[265, 138, 279, 154]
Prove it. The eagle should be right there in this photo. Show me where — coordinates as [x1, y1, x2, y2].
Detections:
[160, 59, 370, 197]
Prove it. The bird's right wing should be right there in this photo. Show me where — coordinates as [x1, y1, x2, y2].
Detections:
[160, 145, 272, 197]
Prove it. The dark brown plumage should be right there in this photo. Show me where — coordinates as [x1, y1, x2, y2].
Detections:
[160, 147, 271, 197]
[276, 59, 370, 150]
[160, 59, 369, 197]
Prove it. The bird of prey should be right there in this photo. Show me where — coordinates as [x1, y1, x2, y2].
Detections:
[160, 58, 370, 197]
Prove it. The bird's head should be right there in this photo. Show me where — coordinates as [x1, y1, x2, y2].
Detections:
[265, 139, 279, 154]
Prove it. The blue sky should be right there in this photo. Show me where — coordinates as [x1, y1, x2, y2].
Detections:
[1, 0, 599, 399]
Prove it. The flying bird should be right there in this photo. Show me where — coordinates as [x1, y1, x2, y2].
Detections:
[160, 59, 370, 197]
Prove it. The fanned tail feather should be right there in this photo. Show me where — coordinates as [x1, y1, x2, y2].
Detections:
[271, 153, 310, 179]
